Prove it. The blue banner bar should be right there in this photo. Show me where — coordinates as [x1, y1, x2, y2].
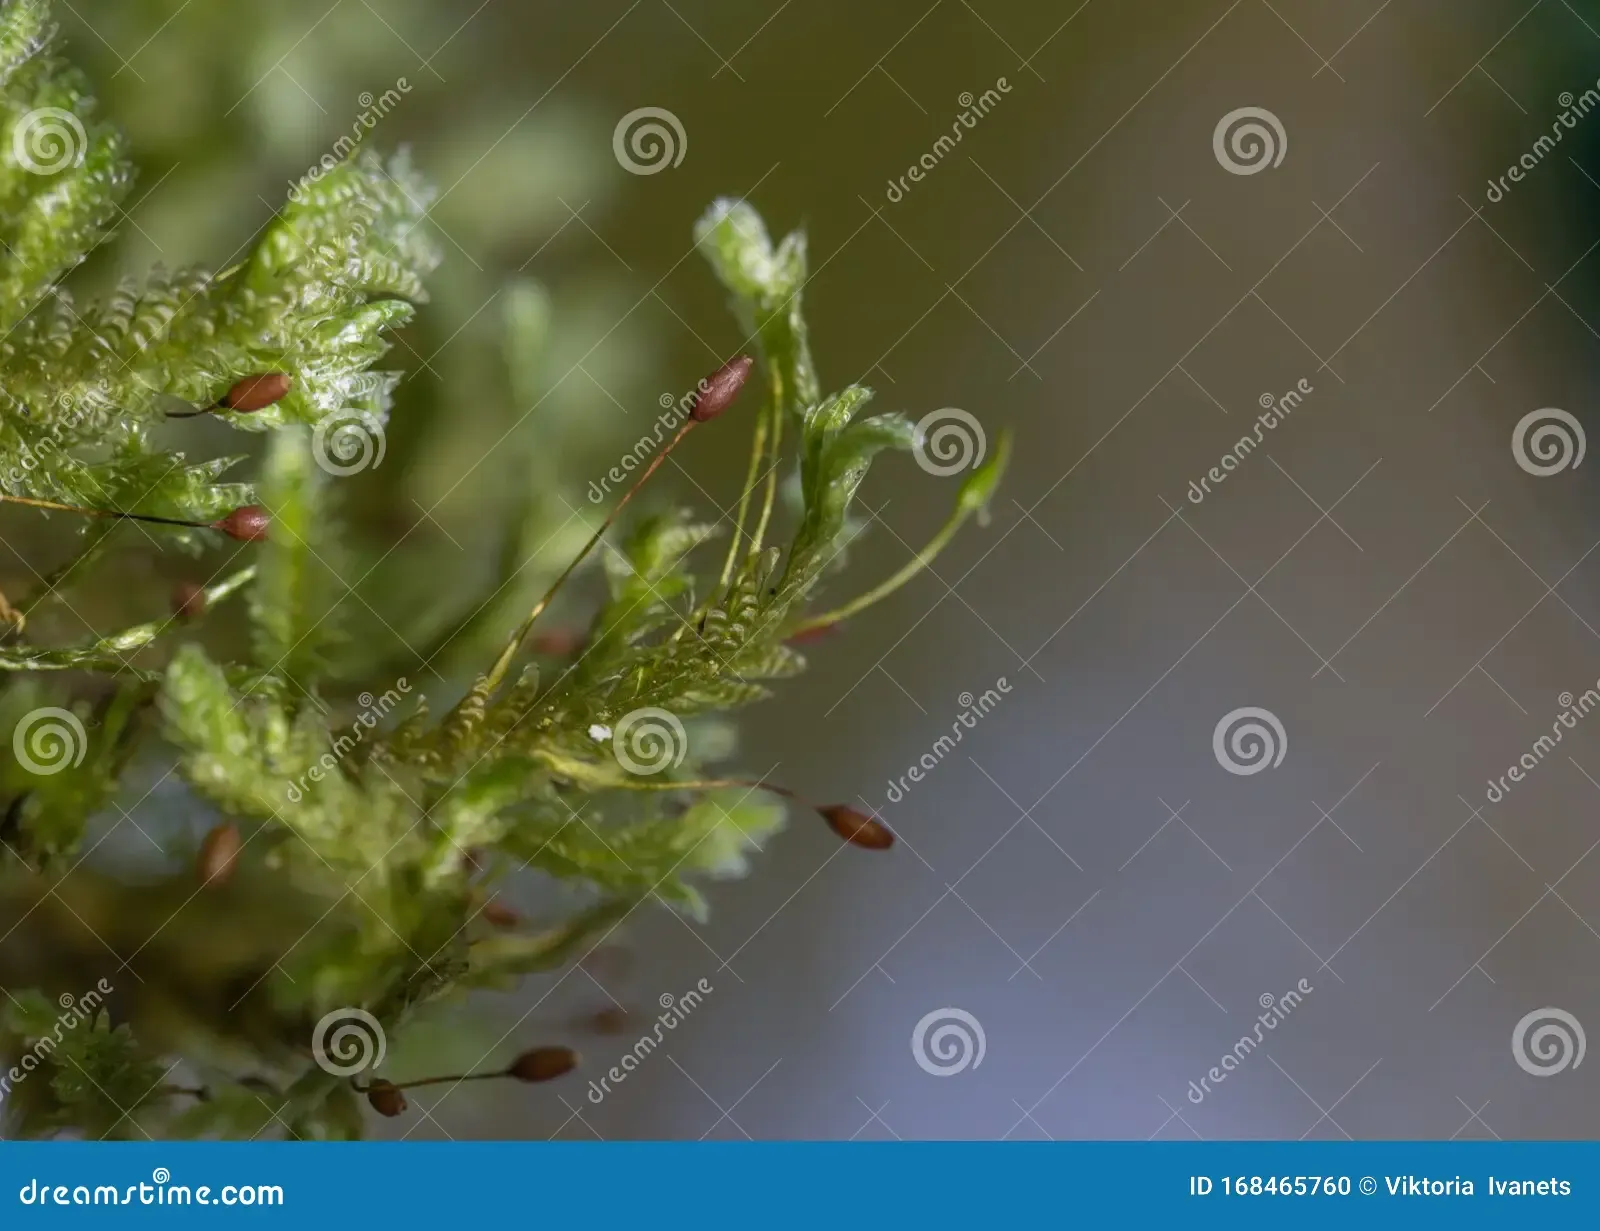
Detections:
[0, 1143, 1594, 1226]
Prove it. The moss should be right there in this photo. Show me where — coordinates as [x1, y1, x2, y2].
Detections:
[0, 0, 1006, 1138]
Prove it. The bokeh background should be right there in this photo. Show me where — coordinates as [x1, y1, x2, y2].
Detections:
[34, 0, 1600, 1138]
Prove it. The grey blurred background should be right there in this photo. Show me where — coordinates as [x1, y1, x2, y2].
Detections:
[57, 0, 1600, 1138]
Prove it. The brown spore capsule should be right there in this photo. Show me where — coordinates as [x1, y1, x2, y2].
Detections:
[819, 804, 894, 851]
[587, 1006, 631, 1036]
[786, 622, 841, 647]
[507, 1046, 578, 1083]
[172, 581, 206, 621]
[481, 897, 520, 929]
[213, 505, 270, 542]
[220, 373, 293, 413]
[198, 822, 242, 886]
[366, 1080, 407, 1118]
[582, 944, 635, 982]
[689, 356, 754, 422]
[529, 629, 585, 657]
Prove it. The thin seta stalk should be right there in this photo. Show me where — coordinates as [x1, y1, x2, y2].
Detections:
[708, 357, 791, 610]
[787, 428, 1012, 640]
[681, 367, 780, 646]
[712, 400, 769, 594]
[749, 330, 820, 567]
[359, 1047, 580, 1117]
[0, 491, 270, 540]
[748, 393, 785, 561]
[477, 355, 755, 696]
[786, 500, 968, 638]
[0, 566, 256, 676]
[690, 334, 818, 642]
[166, 372, 294, 419]
[15, 520, 115, 623]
